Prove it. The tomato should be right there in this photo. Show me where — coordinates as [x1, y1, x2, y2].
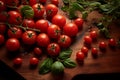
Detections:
[33, 47, 42, 56]
[0, 11, 8, 22]
[52, 14, 66, 29]
[7, 11, 22, 25]
[22, 19, 35, 28]
[29, 0, 38, 6]
[58, 35, 71, 48]
[51, 0, 59, 6]
[99, 41, 107, 49]
[74, 18, 84, 30]
[13, 57, 22, 65]
[63, 23, 78, 37]
[22, 31, 37, 45]
[91, 47, 98, 57]
[81, 46, 88, 56]
[39, 0, 46, 4]
[6, 38, 20, 51]
[30, 57, 39, 65]
[7, 27, 23, 39]
[35, 19, 49, 33]
[90, 30, 98, 39]
[32, 3, 45, 19]
[46, 4, 58, 19]
[47, 24, 61, 39]
[84, 36, 92, 44]
[5, 0, 19, 7]
[0, 34, 4, 45]
[108, 38, 117, 47]
[0, 23, 6, 34]
[76, 51, 85, 61]
[0, 0, 6, 12]
[36, 33, 50, 47]
[47, 43, 60, 57]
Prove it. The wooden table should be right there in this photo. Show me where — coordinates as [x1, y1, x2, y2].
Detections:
[0, 0, 120, 80]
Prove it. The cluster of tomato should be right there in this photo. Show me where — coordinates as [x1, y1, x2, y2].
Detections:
[0, 0, 84, 66]
[76, 29, 117, 64]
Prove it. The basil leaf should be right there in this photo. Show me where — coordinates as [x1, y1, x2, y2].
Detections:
[63, 0, 69, 4]
[63, 58, 76, 68]
[82, 11, 88, 20]
[51, 61, 64, 75]
[39, 58, 53, 74]
[58, 48, 72, 60]
[20, 5, 34, 18]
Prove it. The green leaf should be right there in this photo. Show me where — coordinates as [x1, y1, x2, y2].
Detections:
[51, 61, 64, 75]
[39, 58, 53, 74]
[63, 0, 69, 4]
[71, 2, 84, 11]
[82, 11, 88, 20]
[58, 48, 72, 60]
[61, 6, 69, 12]
[20, 5, 34, 18]
[100, 27, 111, 39]
[63, 58, 76, 68]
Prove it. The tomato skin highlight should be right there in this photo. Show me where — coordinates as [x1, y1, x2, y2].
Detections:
[108, 38, 117, 47]
[74, 18, 84, 30]
[51, 0, 59, 6]
[76, 51, 85, 62]
[30, 57, 39, 66]
[22, 19, 35, 28]
[99, 41, 107, 49]
[13, 57, 23, 65]
[90, 30, 98, 39]
[81, 46, 88, 56]
[84, 36, 92, 44]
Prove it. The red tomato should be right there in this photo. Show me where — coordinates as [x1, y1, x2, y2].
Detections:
[46, 4, 58, 18]
[99, 41, 107, 49]
[29, 0, 38, 6]
[91, 47, 98, 56]
[13, 57, 22, 65]
[90, 30, 98, 39]
[22, 19, 35, 28]
[0, 11, 8, 22]
[5, 0, 19, 7]
[47, 43, 60, 57]
[51, 0, 59, 6]
[58, 35, 71, 48]
[108, 38, 117, 47]
[35, 19, 49, 33]
[6, 38, 20, 51]
[74, 18, 84, 30]
[30, 57, 39, 65]
[22, 31, 37, 45]
[84, 36, 92, 44]
[0, 34, 4, 45]
[32, 3, 45, 19]
[76, 51, 85, 61]
[0, 0, 6, 12]
[52, 14, 66, 29]
[47, 24, 61, 39]
[33, 47, 42, 56]
[39, 0, 46, 4]
[63, 23, 78, 37]
[36, 33, 50, 47]
[7, 27, 23, 39]
[0, 23, 6, 34]
[7, 11, 22, 25]
[81, 46, 88, 56]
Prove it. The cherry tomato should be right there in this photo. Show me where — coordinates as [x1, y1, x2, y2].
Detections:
[5, 0, 19, 7]
[52, 14, 66, 29]
[46, 4, 58, 19]
[63, 23, 78, 37]
[76, 51, 85, 61]
[29, 0, 38, 6]
[6, 38, 20, 51]
[0, 34, 4, 45]
[91, 47, 98, 57]
[36, 33, 50, 47]
[0, 11, 8, 22]
[90, 30, 98, 39]
[22, 19, 35, 28]
[13, 57, 22, 65]
[99, 41, 107, 49]
[22, 31, 37, 45]
[30, 57, 39, 65]
[108, 38, 117, 47]
[0, 0, 6, 12]
[51, 0, 59, 6]
[81, 46, 88, 56]
[7, 27, 23, 39]
[47, 43, 60, 57]
[47, 24, 61, 39]
[35, 19, 49, 33]
[58, 35, 71, 48]
[84, 36, 92, 44]
[74, 18, 84, 30]
[0, 23, 6, 34]
[7, 11, 22, 25]
[32, 3, 45, 19]
[33, 47, 42, 56]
